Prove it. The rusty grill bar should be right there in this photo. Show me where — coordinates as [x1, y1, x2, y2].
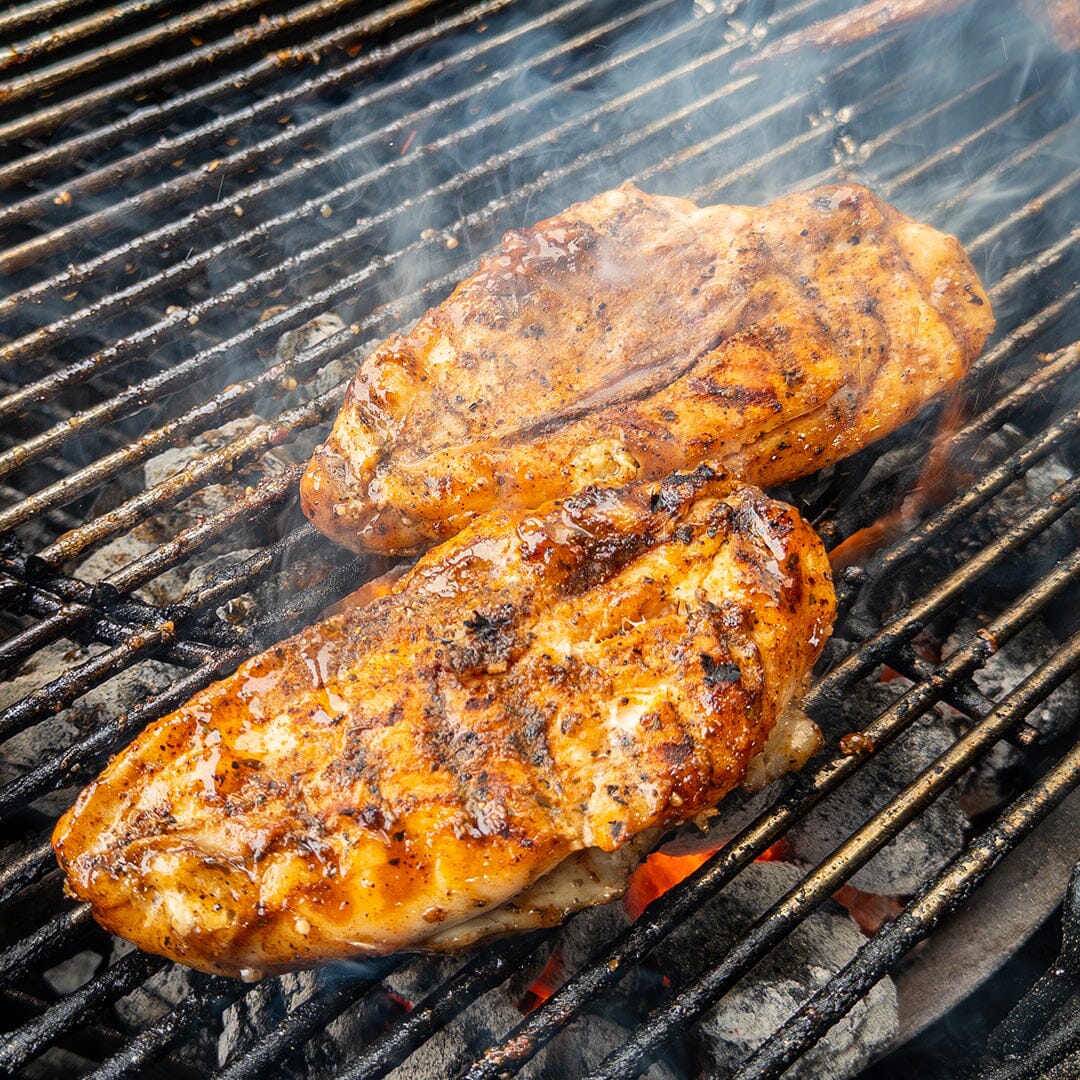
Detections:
[1, 0, 1079, 1077]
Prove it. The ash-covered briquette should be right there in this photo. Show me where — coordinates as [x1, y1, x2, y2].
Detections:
[215, 900, 673, 1080]
[110, 937, 220, 1069]
[946, 616, 1080, 818]
[0, 416, 289, 817]
[656, 861, 898, 1080]
[42, 949, 103, 995]
[787, 679, 965, 896]
[922, 427, 1077, 606]
[0, 644, 177, 818]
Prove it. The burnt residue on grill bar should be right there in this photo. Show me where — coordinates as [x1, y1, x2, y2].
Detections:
[1, 0, 1079, 1077]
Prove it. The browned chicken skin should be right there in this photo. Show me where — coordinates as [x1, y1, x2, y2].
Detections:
[735, 0, 1080, 71]
[301, 183, 993, 555]
[54, 469, 834, 978]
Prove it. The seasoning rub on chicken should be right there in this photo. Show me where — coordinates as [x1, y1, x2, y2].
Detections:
[54, 468, 834, 978]
[302, 183, 993, 554]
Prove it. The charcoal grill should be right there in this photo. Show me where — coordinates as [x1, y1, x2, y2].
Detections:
[1, 0, 1079, 1076]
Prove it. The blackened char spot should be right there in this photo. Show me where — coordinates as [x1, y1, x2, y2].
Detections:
[648, 463, 716, 515]
[449, 606, 527, 674]
[562, 529, 655, 596]
[689, 380, 782, 412]
[701, 654, 741, 686]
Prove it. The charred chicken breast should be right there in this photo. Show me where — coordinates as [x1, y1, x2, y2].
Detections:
[54, 468, 834, 977]
[302, 183, 993, 554]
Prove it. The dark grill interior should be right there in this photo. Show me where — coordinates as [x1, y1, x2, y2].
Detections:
[1, 0, 1079, 1076]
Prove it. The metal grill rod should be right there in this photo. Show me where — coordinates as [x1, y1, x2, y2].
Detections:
[0, 949, 166, 1073]
[0, 905, 94, 987]
[0, 0, 691, 275]
[32, 386, 344, 566]
[0, 653, 245, 825]
[587, 626, 1080, 1079]
[0, 0, 98, 39]
[1, 0, 202, 73]
[214, 958, 404, 1080]
[0, 840, 65, 907]
[0, 0, 406, 112]
[735, 741, 1080, 1078]
[0, 0, 442, 146]
[86, 975, 246, 1080]
[0, 0, 284, 103]
[0, 0, 515, 238]
[879, 84, 1060, 198]
[0, 0, 676, 396]
[326, 935, 546, 1080]
[828, 400, 1080, 647]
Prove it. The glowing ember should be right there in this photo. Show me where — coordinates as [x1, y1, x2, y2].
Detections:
[623, 840, 790, 922]
[832, 885, 905, 936]
[829, 394, 970, 571]
[519, 953, 564, 1013]
[386, 990, 413, 1014]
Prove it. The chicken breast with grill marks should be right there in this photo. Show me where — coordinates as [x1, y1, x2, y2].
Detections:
[302, 183, 993, 554]
[54, 467, 833, 978]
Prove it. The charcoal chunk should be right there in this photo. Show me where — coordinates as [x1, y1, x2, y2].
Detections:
[657, 861, 897, 1079]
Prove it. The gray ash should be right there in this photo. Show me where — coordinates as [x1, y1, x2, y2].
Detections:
[656, 861, 898, 1079]
[789, 679, 965, 896]
[946, 616, 1080, 818]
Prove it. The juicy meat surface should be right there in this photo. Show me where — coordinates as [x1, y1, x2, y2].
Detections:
[301, 182, 993, 554]
[54, 468, 834, 977]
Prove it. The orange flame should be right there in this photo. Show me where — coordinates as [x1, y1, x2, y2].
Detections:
[832, 884, 904, 936]
[519, 953, 564, 1013]
[622, 839, 790, 922]
[829, 393, 971, 571]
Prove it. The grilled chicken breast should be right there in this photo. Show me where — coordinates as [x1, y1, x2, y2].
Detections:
[54, 468, 834, 977]
[302, 183, 993, 554]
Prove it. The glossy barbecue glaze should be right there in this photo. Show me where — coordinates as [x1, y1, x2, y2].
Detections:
[54, 469, 834, 977]
[302, 183, 993, 554]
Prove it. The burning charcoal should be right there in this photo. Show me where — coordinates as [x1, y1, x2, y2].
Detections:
[529, 1014, 680, 1080]
[384, 954, 472, 1004]
[946, 617, 1080, 817]
[656, 862, 898, 1079]
[962, 618, 1080, 742]
[110, 939, 219, 1072]
[218, 978, 293, 1072]
[380, 977, 527, 1080]
[787, 680, 964, 895]
[557, 901, 632, 973]
[314, 949, 555, 1078]
[949, 429, 1079, 600]
[112, 938, 197, 1027]
[43, 949, 103, 995]
[0, 644, 176, 816]
[18, 1048, 100, 1079]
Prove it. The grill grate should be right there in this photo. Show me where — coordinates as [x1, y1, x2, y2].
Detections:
[2, 0, 1079, 1077]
